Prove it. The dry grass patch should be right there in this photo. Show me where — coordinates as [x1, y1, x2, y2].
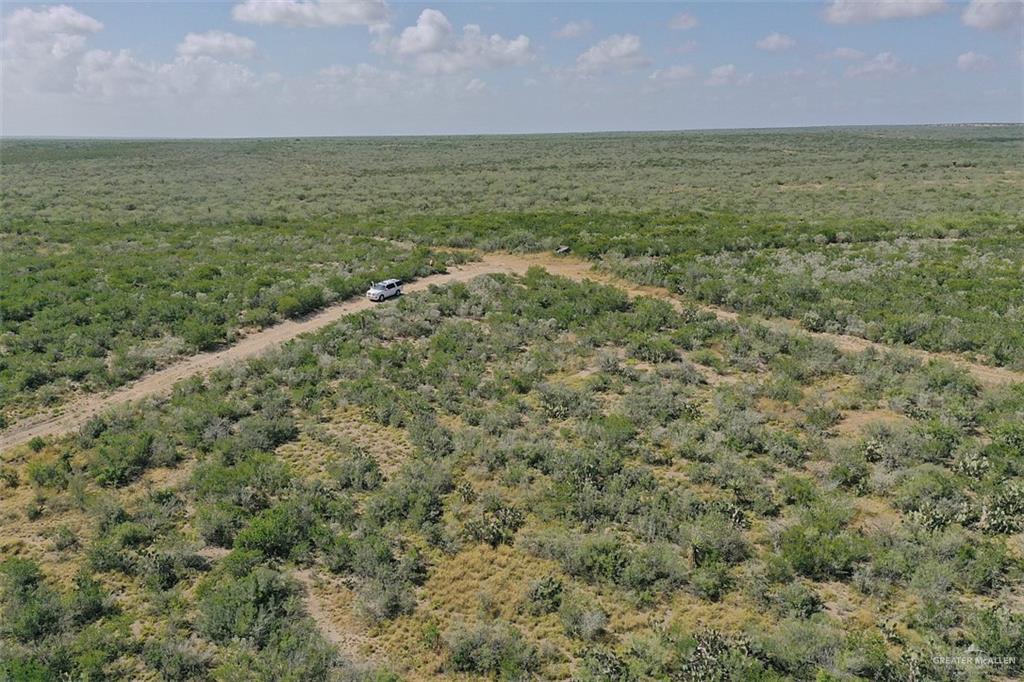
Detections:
[818, 580, 876, 628]
[277, 406, 415, 480]
[851, 495, 901, 533]
[373, 544, 572, 679]
[324, 407, 415, 478]
[835, 408, 909, 437]
[666, 589, 767, 635]
[0, 447, 192, 588]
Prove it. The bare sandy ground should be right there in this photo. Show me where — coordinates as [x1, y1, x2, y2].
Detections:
[2, 251, 1020, 453]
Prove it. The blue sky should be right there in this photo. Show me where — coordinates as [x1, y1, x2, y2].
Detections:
[2, 1, 1021, 136]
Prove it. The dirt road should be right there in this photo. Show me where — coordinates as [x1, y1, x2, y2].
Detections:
[2, 252, 1020, 453]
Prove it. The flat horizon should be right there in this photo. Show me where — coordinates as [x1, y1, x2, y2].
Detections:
[3, 120, 1022, 142]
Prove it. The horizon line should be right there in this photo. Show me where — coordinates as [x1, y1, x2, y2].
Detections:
[2, 121, 1021, 142]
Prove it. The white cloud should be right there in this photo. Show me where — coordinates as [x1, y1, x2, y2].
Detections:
[780, 67, 812, 82]
[648, 65, 696, 81]
[823, 0, 946, 24]
[396, 8, 451, 54]
[844, 51, 914, 77]
[669, 39, 698, 55]
[575, 34, 648, 74]
[417, 25, 532, 74]
[756, 32, 796, 51]
[704, 63, 753, 86]
[2, 5, 103, 92]
[956, 50, 994, 71]
[705, 64, 734, 86]
[75, 50, 259, 99]
[465, 77, 487, 92]
[177, 31, 256, 59]
[380, 9, 532, 74]
[315, 62, 405, 100]
[669, 12, 699, 30]
[231, 0, 389, 28]
[961, 0, 1024, 30]
[3, 3, 103, 39]
[2, 5, 264, 102]
[829, 46, 866, 60]
[644, 64, 696, 93]
[554, 20, 592, 39]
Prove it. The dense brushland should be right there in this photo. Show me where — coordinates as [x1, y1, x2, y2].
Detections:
[1, 127, 1022, 425]
[2, 273, 1023, 679]
[1, 126, 1023, 680]
[2, 127, 1020, 222]
[0, 225, 465, 420]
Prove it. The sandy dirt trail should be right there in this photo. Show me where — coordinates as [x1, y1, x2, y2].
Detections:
[2, 251, 1020, 453]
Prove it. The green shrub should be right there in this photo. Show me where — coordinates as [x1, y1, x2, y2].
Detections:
[691, 513, 750, 567]
[196, 502, 246, 547]
[893, 464, 966, 529]
[192, 451, 292, 512]
[182, 318, 226, 351]
[356, 578, 417, 623]
[777, 502, 868, 580]
[575, 647, 633, 682]
[0, 465, 19, 488]
[86, 521, 154, 573]
[234, 501, 319, 560]
[967, 607, 1024, 676]
[275, 286, 324, 318]
[144, 636, 212, 681]
[198, 566, 299, 647]
[766, 430, 808, 466]
[66, 572, 113, 625]
[769, 581, 823, 619]
[690, 562, 733, 602]
[213, 620, 344, 681]
[90, 431, 154, 487]
[25, 493, 45, 520]
[830, 449, 870, 494]
[751, 617, 843, 678]
[559, 592, 608, 641]
[778, 475, 819, 506]
[445, 621, 538, 679]
[1, 557, 44, 600]
[537, 382, 596, 420]
[523, 576, 563, 616]
[465, 501, 525, 548]
[52, 525, 79, 551]
[561, 534, 627, 584]
[0, 657, 51, 682]
[234, 414, 298, 453]
[627, 333, 677, 363]
[26, 453, 71, 490]
[328, 450, 382, 491]
[366, 460, 453, 530]
[827, 630, 893, 679]
[407, 415, 456, 458]
[620, 543, 687, 599]
[672, 628, 770, 680]
[0, 558, 64, 643]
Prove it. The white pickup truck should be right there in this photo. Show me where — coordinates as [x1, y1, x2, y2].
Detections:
[366, 278, 403, 302]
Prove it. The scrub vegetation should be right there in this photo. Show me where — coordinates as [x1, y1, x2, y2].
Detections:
[3, 273, 1023, 680]
[0, 224, 464, 420]
[1, 125, 1023, 679]
[3, 127, 1021, 399]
